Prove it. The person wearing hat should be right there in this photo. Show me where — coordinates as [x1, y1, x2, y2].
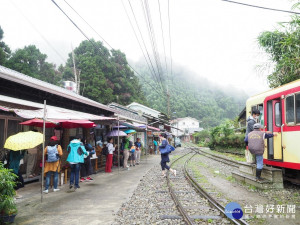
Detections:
[244, 109, 261, 163]
[43, 136, 63, 194]
[247, 123, 276, 181]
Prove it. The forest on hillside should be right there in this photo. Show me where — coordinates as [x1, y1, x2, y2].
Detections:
[134, 60, 248, 127]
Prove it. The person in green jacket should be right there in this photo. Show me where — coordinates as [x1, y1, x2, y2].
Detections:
[67, 136, 88, 191]
[123, 135, 131, 170]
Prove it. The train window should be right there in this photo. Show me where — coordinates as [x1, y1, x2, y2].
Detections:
[286, 95, 295, 124]
[296, 94, 300, 123]
[251, 106, 257, 114]
[258, 104, 264, 126]
[275, 102, 281, 127]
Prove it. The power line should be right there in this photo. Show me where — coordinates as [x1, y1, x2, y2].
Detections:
[123, 0, 165, 93]
[50, 0, 164, 96]
[167, 0, 173, 86]
[158, 0, 168, 77]
[222, 0, 300, 15]
[63, 0, 113, 49]
[142, 0, 166, 92]
[10, 0, 67, 64]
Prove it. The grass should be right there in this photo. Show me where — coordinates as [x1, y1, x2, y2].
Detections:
[226, 175, 235, 182]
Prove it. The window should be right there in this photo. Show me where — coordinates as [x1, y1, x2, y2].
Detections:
[296, 94, 300, 124]
[0, 119, 4, 151]
[286, 95, 295, 124]
[258, 104, 264, 125]
[251, 106, 257, 114]
[275, 102, 281, 127]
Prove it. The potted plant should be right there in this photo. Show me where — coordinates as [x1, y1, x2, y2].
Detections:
[0, 162, 18, 224]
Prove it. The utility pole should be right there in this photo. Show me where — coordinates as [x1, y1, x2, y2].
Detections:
[167, 87, 170, 118]
[71, 46, 80, 94]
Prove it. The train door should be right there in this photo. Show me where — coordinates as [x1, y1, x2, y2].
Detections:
[266, 99, 282, 160]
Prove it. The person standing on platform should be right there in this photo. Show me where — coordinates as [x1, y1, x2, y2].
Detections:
[67, 136, 88, 191]
[159, 134, 176, 178]
[43, 136, 63, 194]
[247, 123, 276, 181]
[134, 138, 142, 165]
[105, 138, 115, 173]
[25, 129, 39, 178]
[153, 139, 158, 155]
[8, 150, 25, 198]
[129, 143, 136, 167]
[80, 138, 95, 182]
[123, 135, 131, 170]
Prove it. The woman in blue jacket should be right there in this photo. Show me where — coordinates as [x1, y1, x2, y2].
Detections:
[159, 134, 176, 178]
[67, 136, 89, 191]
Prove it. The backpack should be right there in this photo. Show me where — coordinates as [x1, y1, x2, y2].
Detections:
[120, 142, 125, 151]
[129, 141, 133, 149]
[102, 146, 108, 156]
[47, 145, 59, 162]
[77, 146, 83, 156]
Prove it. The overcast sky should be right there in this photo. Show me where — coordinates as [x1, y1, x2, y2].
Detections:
[0, 0, 295, 96]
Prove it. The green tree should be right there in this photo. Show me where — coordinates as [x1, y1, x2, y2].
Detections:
[6, 45, 59, 84]
[63, 40, 146, 105]
[0, 26, 11, 66]
[258, 15, 300, 88]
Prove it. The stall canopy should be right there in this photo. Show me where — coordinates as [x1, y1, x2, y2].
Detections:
[20, 118, 96, 129]
[13, 108, 115, 121]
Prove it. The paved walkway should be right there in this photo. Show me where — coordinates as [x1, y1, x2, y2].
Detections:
[14, 155, 160, 225]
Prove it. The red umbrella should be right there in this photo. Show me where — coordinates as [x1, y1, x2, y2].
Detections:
[20, 118, 58, 128]
[20, 119, 95, 128]
[56, 120, 95, 128]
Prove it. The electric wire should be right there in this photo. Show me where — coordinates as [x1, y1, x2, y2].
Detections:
[63, 0, 114, 49]
[222, 0, 300, 15]
[10, 0, 67, 64]
[142, 0, 166, 92]
[158, 0, 169, 77]
[167, 0, 173, 85]
[123, 0, 165, 93]
[51, 0, 164, 96]
[167, 0, 174, 114]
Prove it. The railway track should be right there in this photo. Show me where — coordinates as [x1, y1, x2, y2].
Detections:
[165, 147, 249, 225]
[183, 143, 245, 168]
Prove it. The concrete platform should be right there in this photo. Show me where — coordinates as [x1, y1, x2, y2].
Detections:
[14, 155, 160, 225]
[232, 171, 284, 189]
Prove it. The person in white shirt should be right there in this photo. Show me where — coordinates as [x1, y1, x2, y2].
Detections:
[105, 138, 116, 173]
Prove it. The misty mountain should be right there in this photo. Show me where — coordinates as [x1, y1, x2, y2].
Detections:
[134, 60, 248, 127]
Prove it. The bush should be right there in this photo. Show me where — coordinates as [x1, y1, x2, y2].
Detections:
[0, 163, 18, 216]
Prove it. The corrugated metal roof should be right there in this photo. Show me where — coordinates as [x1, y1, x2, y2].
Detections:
[0, 65, 116, 113]
[0, 95, 115, 121]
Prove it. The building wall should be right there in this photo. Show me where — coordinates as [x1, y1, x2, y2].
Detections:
[171, 117, 200, 136]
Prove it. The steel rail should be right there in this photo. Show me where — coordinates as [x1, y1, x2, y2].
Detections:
[183, 153, 249, 225]
[167, 151, 195, 225]
[187, 144, 245, 168]
[193, 148, 240, 168]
